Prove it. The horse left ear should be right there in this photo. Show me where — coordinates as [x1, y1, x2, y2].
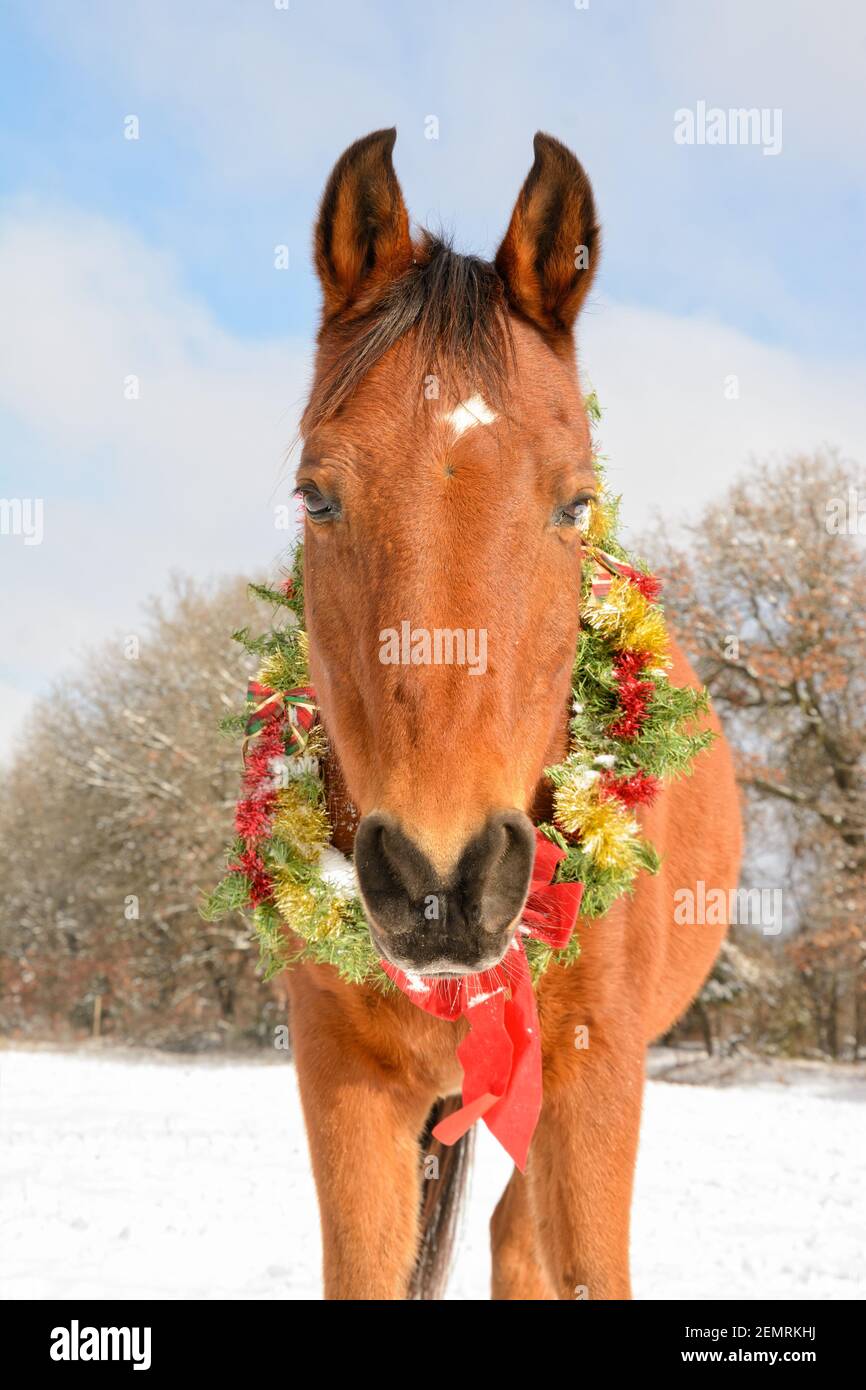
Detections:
[495, 132, 600, 347]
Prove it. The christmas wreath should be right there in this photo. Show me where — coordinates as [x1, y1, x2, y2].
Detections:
[202, 396, 713, 991]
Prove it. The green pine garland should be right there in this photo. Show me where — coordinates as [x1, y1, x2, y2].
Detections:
[203, 401, 713, 987]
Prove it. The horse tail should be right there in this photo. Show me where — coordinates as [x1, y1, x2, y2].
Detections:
[408, 1096, 475, 1300]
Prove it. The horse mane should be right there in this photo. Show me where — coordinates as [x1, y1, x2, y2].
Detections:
[302, 233, 515, 431]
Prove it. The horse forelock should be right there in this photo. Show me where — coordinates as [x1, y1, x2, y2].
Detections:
[301, 234, 515, 433]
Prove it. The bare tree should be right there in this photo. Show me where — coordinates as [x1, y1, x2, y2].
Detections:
[649, 450, 866, 1059]
[0, 574, 287, 1048]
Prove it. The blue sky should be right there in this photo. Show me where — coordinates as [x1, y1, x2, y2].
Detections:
[1, 0, 865, 752]
[3, 0, 863, 352]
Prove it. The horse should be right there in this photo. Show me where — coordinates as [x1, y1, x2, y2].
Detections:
[285, 128, 741, 1300]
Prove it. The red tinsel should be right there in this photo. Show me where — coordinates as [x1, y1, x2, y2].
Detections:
[229, 708, 288, 892]
[608, 650, 654, 740]
[623, 567, 662, 603]
[235, 794, 276, 842]
[599, 767, 660, 807]
[242, 720, 286, 789]
[230, 846, 273, 906]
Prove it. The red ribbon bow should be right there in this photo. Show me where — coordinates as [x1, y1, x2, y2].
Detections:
[382, 831, 583, 1170]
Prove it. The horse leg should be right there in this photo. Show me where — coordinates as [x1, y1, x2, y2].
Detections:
[290, 980, 431, 1300]
[490, 1168, 555, 1299]
[527, 1043, 645, 1300]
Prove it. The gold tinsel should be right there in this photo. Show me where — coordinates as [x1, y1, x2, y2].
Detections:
[553, 769, 641, 871]
[300, 722, 328, 762]
[272, 873, 346, 940]
[258, 633, 309, 692]
[583, 575, 669, 663]
[271, 785, 329, 863]
[585, 494, 618, 547]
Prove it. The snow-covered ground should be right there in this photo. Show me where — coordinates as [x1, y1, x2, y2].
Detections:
[1, 1048, 863, 1300]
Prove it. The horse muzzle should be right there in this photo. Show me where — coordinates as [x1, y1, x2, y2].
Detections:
[353, 808, 535, 975]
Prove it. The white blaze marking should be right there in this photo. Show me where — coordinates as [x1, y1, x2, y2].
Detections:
[445, 394, 497, 436]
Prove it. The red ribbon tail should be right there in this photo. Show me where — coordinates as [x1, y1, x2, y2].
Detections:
[481, 939, 542, 1172]
[431, 1091, 499, 1147]
[427, 940, 542, 1172]
[384, 830, 582, 1170]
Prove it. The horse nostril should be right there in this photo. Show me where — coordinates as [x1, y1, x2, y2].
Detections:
[354, 813, 439, 940]
[354, 809, 536, 973]
[452, 810, 536, 933]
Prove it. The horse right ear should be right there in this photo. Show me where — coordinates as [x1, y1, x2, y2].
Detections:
[314, 128, 413, 320]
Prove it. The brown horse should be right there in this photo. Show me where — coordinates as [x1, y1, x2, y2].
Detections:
[286, 128, 741, 1300]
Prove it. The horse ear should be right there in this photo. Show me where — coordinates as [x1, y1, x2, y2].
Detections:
[314, 127, 413, 319]
[494, 132, 600, 345]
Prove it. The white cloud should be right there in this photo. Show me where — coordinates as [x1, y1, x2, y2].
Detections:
[581, 300, 866, 540]
[0, 201, 310, 741]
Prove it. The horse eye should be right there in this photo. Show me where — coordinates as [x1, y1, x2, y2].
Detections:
[298, 487, 338, 521]
[557, 496, 594, 531]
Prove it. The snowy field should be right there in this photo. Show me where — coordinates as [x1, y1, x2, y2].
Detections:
[1, 1048, 863, 1300]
